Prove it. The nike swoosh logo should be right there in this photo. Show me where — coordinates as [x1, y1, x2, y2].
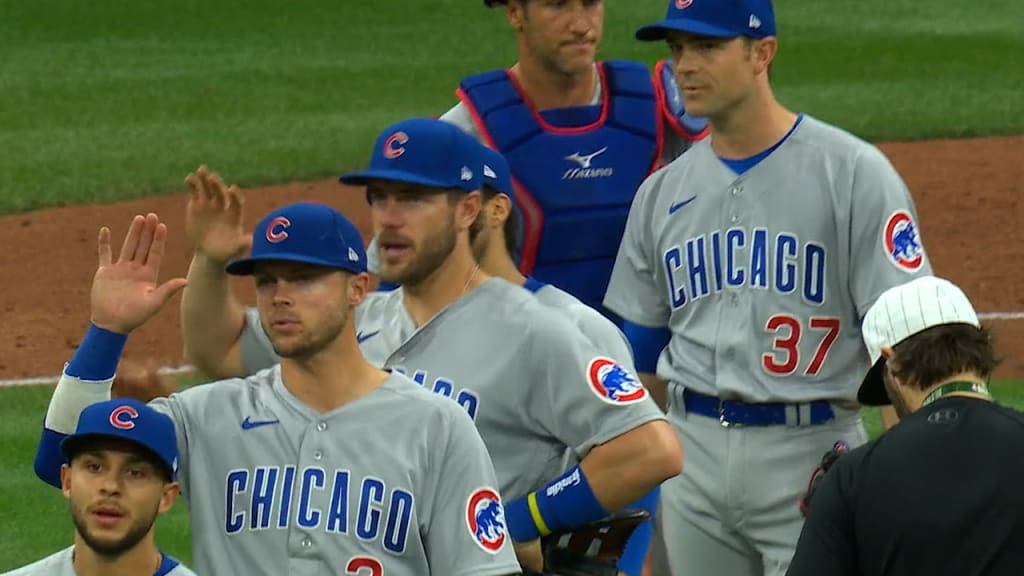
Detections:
[356, 330, 380, 344]
[668, 196, 697, 214]
[241, 417, 280, 430]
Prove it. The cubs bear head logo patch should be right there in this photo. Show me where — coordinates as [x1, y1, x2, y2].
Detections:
[466, 488, 506, 553]
[883, 210, 924, 272]
[587, 357, 647, 404]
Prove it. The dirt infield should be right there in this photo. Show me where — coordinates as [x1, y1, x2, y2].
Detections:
[1, 136, 1021, 381]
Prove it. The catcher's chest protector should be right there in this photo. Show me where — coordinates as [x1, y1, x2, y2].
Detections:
[458, 61, 663, 313]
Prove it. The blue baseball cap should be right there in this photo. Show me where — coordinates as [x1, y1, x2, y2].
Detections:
[338, 118, 483, 193]
[61, 399, 178, 479]
[225, 202, 367, 276]
[479, 146, 513, 201]
[636, 0, 776, 41]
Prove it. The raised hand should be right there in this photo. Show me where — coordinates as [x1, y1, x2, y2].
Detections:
[184, 165, 252, 264]
[90, 213, 189, 335]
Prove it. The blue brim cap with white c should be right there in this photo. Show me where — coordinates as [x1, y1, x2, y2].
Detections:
[338, 117, 483, 193]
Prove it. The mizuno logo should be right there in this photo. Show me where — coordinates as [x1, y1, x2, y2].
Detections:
[565, 147, 608, 169]
[241, 417, 280, 430]
[356, 330, 380, 344]
[668, 196, 697, 214]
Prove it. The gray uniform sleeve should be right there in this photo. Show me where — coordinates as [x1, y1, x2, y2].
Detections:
[440, 102, 484, 143]
[240, 307, 280, 375]
[526, 314, 666, 458]
[424, 406, 522, 576]
[569, 302, 635, 365]
[147, 392, 195, 497]
[603, 172, 672, 327]
[848, 147, 933, 316]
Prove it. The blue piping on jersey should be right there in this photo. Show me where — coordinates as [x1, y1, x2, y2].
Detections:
[719, 114, 805, 175]
[523, 276, 547, 293]
[154, 553, 181, 576]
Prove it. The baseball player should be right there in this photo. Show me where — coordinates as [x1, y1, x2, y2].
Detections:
[470, 144, 660, 576]
[788, 276, 1024, 576]
[177, 117, 683, 573]
[5, 398, 195, 576]
[364, 0, 709, 314]
[34, 208, 523, 576]
[603, 0, 933, 574]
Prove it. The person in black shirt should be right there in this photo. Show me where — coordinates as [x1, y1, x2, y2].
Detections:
[787, 275, 1024, 576]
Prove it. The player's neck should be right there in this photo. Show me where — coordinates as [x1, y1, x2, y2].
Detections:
[509, 60, 597, 111]
[73, 535, 161, 576]
[708, 88, 797, 159]
[481, 242, 526, 286]
[906, 372, 992, 412]
[280, 327, 389, 413]
[402, 248, 488, 328]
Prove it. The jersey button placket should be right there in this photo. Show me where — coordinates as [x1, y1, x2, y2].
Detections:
[316, 421, 327, 432]
[301, 536, 313, 549]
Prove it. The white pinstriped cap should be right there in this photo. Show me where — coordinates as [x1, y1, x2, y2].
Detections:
[857, 276, 980, 405]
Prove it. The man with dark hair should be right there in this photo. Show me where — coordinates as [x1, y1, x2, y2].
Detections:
[8, 398, 195, 576]
[788, 275, 1024, 575]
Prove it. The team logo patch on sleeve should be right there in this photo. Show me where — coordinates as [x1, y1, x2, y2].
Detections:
[587, 357, 648, 404]
[883, 210, 924, 272]
[466, 488, 506, 553]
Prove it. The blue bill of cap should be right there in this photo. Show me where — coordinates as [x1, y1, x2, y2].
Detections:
[225, 253, 364, 276]
[635, 19, 740, 41]
[338, 168, 458, 190]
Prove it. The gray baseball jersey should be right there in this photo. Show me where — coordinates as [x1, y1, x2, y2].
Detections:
[0, 547, 197, 576]
[141, 369, 520, 576]
[604, 115, 932, 405]
[242, 278, 664, 500]
[531, 281, 634, 366]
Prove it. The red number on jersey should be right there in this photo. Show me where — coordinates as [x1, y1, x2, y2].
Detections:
[762, 315, 841, 376]
[346, 556, 383, 576]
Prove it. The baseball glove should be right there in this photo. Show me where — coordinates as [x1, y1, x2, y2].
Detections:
[523, 509, 650, 576]
[798, 440, 849, 517]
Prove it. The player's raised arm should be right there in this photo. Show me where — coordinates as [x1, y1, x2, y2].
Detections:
[179, 165, 254, 380]
[35, 214, 187, 488]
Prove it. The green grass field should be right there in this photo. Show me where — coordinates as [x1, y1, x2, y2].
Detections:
[1, 0, 1022, 571]
[1, 0, 1022, 213]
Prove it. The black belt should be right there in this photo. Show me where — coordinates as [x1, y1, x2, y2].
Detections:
[682, 389, 835, 427]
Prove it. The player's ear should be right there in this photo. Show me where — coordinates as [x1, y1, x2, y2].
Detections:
[750, 37, 777, 76]
[506, 0, 526, 30]
[159, 482, 181, 514]
[346, 272, 370, 306]
[456, 191, 483, 232]
[60, 463, 72, 500]
[492, 194, 512, 228]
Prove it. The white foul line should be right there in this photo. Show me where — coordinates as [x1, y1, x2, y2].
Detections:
[0, 312, 1022, 388]
[0, 365, 195, 389]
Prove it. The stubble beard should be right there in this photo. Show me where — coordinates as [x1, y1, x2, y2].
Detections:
[70, 499, 158, 558]
[270, 305, 349, 360]
[379, 219, 458, 287]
